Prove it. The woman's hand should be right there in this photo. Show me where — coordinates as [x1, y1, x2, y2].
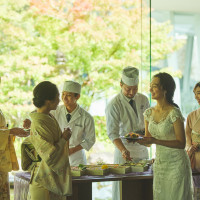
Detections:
[23, 119, 31, 129]
[188, 143, 199, 156]
[137, 137, 155, 145]
[62, 127, 72, 141]
[10, 128, 30, 137]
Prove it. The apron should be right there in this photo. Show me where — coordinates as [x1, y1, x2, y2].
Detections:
[114, 142, 149, 164]
[69, 149, 87, 166]
[113, 143, 148, 200]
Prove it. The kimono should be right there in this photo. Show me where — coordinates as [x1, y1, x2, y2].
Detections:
[28, 112, 72, 199]
[186, 108, 200, 171]
[186, 108, 200, 200]
[0, 110, 19, 200]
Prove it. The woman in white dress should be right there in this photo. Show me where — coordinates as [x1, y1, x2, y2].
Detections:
[138, 72, 193, 200]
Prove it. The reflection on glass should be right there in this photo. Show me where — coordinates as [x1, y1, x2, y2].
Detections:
[151, 0, 200, 116]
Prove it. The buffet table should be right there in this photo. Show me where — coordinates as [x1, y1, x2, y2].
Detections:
[14, 170, 153, 200]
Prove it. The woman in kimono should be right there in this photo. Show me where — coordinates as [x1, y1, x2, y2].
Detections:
[23, 80, 96, 167]
[0, 110, 28, 200]
[28, 81, 72, 200]
[138, 72, 193, 200]
[186, 82, 200, 200]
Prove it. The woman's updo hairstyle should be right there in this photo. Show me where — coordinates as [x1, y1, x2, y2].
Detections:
[33, 81, 59, 108]
[153, 72, 179, 108]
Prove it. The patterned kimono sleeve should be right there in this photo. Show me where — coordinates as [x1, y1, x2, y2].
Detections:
[170, 107, 185, 123]
[143, 108, 152, 122]
[0, 130, 10, 151]
[0, 110, 10, 151]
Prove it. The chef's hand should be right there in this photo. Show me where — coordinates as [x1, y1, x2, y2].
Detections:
[69, 147, 77, 156]
[137, 137, 155, 145]
[62, 127, 72, 141]
[69, 148, 74, 156]
[121, 149, 132, 161]
[23, 119, 31, 129]
[10, 128, 29, 137]
[69, 145, 83, 156]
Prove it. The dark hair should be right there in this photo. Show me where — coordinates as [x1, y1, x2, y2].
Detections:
[153, 72, 179, 108]
[33, 81, 59, 108]
[74, 93, 79, 97]
[193, 82, 200, 92]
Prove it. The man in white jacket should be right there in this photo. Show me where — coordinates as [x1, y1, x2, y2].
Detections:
[105, 66, 149, 200]
[51, 81, 96, 166]
[24, 81, 96, 166]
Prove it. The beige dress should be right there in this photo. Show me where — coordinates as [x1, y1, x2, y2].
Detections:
[0, 110, 19, 200]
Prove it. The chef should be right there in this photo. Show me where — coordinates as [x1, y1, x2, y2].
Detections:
[50, 80, 96, 166]
[24, 80, 96, 167]
[105, 66, 149, 200]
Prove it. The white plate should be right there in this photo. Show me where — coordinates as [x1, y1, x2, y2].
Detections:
[120, 136, 143, 141]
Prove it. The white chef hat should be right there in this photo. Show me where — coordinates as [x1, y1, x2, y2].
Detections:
[121, 66, 139, 86]
[62, 81, 81, 94]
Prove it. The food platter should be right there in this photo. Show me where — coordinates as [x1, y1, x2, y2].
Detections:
[120, 136, 143, 141]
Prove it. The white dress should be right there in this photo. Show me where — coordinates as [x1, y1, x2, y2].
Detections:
[144, 107, 193, 200]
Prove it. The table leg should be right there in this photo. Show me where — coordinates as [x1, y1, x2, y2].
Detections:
[68, 182, 92, 200]
[122, 179, 153, 200]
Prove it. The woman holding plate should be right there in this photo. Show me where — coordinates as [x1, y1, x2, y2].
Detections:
[137, 72, 193, 200]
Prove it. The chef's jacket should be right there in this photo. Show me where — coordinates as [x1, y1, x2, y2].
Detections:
[106, 91, 150, 163]
[51, 104, 96, 166]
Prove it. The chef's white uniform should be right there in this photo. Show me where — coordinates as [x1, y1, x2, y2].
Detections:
[105, 91, 150, 200]
[51, 104, 96, 166]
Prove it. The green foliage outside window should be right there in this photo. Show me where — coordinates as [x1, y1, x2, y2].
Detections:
[0, 0, 183, 145]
